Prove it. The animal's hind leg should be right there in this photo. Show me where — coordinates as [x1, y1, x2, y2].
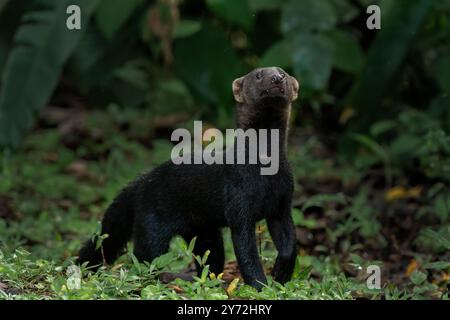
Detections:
[132, 213, 175, 264]
[186, 230, 225, 276]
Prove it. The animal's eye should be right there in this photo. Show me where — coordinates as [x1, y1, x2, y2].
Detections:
[280, 72, 286, 79]
[256, 72, 263, 80]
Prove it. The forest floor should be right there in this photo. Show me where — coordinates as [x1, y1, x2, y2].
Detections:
[0, 104, 448, 300]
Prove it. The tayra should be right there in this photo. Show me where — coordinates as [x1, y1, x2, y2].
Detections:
[78, 67, 300, 289]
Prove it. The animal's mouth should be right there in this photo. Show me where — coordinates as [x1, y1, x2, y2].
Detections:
[260, 85, 286, 97]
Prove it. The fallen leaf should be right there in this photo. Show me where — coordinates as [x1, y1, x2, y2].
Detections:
[226, 278, 239, 296]
[405, 260, 419, 277]
[168, 284, 184, 293]
[385, 186, 423, 202]
[407, 186, 422, 198]
[339, 107, 355, 125]
[385, 186, 408, 202]
[443, 272, 450, 281]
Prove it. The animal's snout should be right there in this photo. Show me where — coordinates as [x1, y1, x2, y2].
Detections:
[271, 74, 285, 85]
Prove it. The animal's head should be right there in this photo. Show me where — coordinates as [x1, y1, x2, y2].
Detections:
[232, 67, 299, 106]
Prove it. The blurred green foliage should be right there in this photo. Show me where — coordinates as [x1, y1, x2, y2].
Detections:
[0, 0, 449, 146]
[0, 0, 449, 250]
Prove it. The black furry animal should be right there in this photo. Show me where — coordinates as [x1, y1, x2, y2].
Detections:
[78, 67, 300, 290]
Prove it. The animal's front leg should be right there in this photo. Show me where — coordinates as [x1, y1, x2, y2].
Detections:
[229, 218, 267, 290]
[267, 201, 297, 284]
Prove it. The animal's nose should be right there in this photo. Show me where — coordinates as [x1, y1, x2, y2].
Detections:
[271, 74, 284, 84]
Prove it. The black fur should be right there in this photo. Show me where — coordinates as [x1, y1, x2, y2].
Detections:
[78, 67, 299, 290]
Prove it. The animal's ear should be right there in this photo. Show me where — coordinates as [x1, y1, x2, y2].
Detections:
[232, 77, 245, 103]
[290, 76, 300, 101]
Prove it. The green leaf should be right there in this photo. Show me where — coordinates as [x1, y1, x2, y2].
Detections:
[370, 120, 397, 137]
[173, 20, 202, 39]
[206, 0, 254, 31]
[114, 61, 149, 90]
[282, 0, 337, 33]
[421, 228, 450, 250]
[350, 133, 388, 163]
[259, 40, 292, 69]
[292, 257, 312, 280]
[200, 265, 210, 283]
[153, 252, 176, 269]
[174, 23, 243, 106]
[129, 252, 142, 273]
[178, 238, 187, 252]
[95, 233, 109, 250]
[188, 237, 197, 255]
[0, 0, 30, 77]
[291, 32, 334, 91]
[434, 193, 450, 223]
[0, 0, 101, 148]
[201, 250, 210, 266]
[301, 193, 347, 211]
[390, 134, 420, 157]
[67, 16, 141, 99]
[423, 261, 450, 270]
[347, 0, 433, 128]
[349, 253, 365, 268]
[410, 270, 427, 285]
[96, 0, 145, 39]
[328, 30, 364, 74]
[291, 208, 319, 229]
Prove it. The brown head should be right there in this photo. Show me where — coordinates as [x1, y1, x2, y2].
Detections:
[232, 67, 299, 107]
[232, 67, 299, 130]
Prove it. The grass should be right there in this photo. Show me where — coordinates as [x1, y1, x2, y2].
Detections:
[0, 107, 448, 300]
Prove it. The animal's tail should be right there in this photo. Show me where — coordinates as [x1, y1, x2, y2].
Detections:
[77, 186, 135, 268]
